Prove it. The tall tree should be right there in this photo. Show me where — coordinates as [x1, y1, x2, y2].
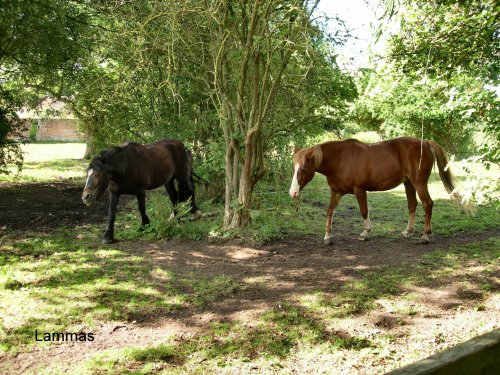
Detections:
[83, 0, 354, 229]
[380, 0, 499, 161]
[0, 0, 94, 172]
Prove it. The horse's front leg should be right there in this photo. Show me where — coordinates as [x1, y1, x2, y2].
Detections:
[354, 189, 371, 241]
[103, 192, 120, 244]
[324, 190, 341, 245]
[136, 190, 150, 228]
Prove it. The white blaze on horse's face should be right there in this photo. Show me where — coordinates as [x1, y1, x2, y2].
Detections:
[85, 169, 94, 189]
[289, 163, 300, 199]
[82, 169, 94, 206]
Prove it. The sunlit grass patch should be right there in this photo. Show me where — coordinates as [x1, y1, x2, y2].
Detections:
[0, 232, 241, 354]
[177, 273, 240, 307]
[82, 304, 373, 374]
[0, 158, 87, 183]
[294, 239, 499, 324]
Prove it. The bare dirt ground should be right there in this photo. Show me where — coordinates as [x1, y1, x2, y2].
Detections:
[1, 181, 499, 374]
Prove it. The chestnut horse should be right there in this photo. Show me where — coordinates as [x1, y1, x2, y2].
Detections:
[82, 139, 201, 243]
[289, 137, 462, 244]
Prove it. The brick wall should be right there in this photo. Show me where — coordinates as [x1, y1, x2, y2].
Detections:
[37, 119, 84, 141]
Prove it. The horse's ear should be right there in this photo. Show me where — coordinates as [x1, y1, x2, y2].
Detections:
[293, 146, 300, 155]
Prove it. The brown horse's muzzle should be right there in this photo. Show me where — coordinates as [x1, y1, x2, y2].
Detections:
[82, 189, 95, 206]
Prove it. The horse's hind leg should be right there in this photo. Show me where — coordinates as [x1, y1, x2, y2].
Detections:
[402, 180, 417, 238]
[415, 184, 433, 244]
[136, 189, 150, 227]
[354, 188, 371, 241]
[179, 174, 201, 218]
[324, 190, 341, 245]
[165, 180, 178, 219]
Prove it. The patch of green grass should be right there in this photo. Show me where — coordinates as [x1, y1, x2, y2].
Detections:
[0, 158, 87, 183]
[0, 232, 240, 354]
[24, 158, 88, 171]
[108, 171, 498, 246]
[114, 191, 223, 243]
[299, 238, 499, 319]
[177, 274, 240, 307]
[83, 303, 372, 374]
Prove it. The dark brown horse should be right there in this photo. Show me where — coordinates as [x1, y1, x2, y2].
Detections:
[289, 137, 462, 244]
[82, 139, 201, 243]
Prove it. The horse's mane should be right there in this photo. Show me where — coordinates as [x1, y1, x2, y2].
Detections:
[88, 142, 138, 171]
[293, 145, 323, 168]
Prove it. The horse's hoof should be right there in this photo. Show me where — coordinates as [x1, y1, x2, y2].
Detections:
[324, 238, 333, 246]
[417, 238, 430, 245]
[357, 236, 369, 241]
[193, 210, 202, 220]
[401, 231, 413, 239]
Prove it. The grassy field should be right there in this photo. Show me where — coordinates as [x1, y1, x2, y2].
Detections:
[0, 143, 498, 374]
[0, 143, 87, 182]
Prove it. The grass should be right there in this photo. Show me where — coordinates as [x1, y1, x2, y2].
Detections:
[81, 304, 373, 374]
[0, 142, 86, 182]
[0, 231, 240, 354]
[106, 170, 499, 247]
[20, 142, 86, 161]
[1, 143, 499, 373]
[72, 239, 498, 374]
[300, 238, 499, 319]
[0, 158, 87, 183]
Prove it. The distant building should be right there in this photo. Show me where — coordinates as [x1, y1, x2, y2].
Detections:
[16, 97, 84, 142]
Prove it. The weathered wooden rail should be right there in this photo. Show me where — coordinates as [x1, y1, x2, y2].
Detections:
[386, 328, 500, 375]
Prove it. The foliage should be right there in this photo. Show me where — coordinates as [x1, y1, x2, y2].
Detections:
[369, 0, 500, 160]
[387, 0, 499, 83]
[65, 0, 357, 229]
[0, 93, 24, 174]
[352, 66, 496, 156]
[454, 154, 500, 207]
[0, 0, 95, 171]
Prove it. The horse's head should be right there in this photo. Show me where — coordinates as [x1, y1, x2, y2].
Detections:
[289, 146, 322, 199]
[82, 158, 110, 206]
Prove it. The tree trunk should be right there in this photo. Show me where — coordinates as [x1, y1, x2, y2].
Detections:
[83, 127, 96, 159]
[229, 132, 255, 228]
[215, 0, 314, 230]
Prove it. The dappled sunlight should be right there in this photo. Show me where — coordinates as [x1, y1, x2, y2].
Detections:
[150, 267, 174, 281]
[243, 275, 275, 284]
[404, 285, 461, 309]
[225, 246, 269, 260]
[77, 301, 374, 374]
[1, 170, 498, 373]
[20, 144, 86, 162]
[187, 251, 212, 259]
[144, 249, 179, 262]
[2, 228, 498, 374]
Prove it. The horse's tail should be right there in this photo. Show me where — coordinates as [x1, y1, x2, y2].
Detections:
[192, 171, 209, 186]
[184, 148, 209, 186]
[427, 140, 462, 204]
